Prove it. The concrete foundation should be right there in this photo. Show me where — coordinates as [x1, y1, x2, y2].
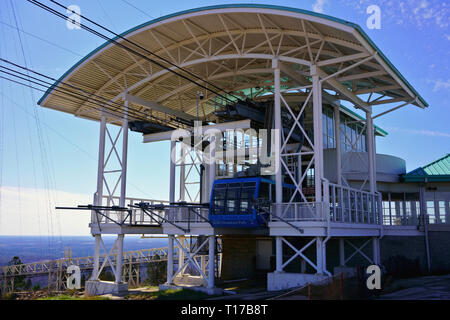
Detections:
[267, 272, 330, 291]
[174, 274, 207, 287]
[85, 280, 128, 296]
[159, 283, 223, 296]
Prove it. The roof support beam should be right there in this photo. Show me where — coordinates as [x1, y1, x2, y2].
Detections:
[317, 52, 371, 67]
[317, 67, 370, 112]
[123, 94, 196, 121]
[372, 100, 415, 119]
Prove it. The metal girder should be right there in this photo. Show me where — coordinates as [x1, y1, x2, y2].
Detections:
[317, 67, 371, 112]
[124, 93, 196, 121]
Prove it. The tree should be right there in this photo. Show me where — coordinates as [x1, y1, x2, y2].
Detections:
[7, 256, 27, 291]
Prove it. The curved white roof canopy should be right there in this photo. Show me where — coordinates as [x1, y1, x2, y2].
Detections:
[38, 4, 427, 128]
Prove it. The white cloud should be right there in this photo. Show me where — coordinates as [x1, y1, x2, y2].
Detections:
[341, 0, 449, 29]
[313, 0, 327, 13]
[432, 79, 450, 92]
[0, 186, 91, 236]
[387, 127, 450, 138]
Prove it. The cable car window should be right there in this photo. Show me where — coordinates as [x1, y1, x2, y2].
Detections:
[240, 184, 256, 214]
[212, 185, 227, 215]
[226, 184, 240, 214]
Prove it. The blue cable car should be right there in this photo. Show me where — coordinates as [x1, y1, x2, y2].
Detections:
[209, 177, 296, 228]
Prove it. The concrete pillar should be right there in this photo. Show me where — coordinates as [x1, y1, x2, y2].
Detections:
[115, 234, 124, 284]
[167, 235, 174, 284]
[208, 236, 215, 289]
[275, 236, 283, 273]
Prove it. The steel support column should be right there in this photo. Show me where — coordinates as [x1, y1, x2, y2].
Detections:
[316, 236, 324, 274]
[120, 100, 129, 208]
[115, 234, 124, 283]
[167, 235, 174, 284]
[334, 106, 342, 185]
[273, 59, 283, 205]
[372, 237, 380, 265]
[179, 146, 186, 201]
[366, 111, 376, 194]
[95, 115, 107, 206]
[208, 135, 216, 201]
[311, 65, 323, 202]
[169, 140, 176, 203]
[275, 236, 283, 273]
[208, 235, 215, 289]
[91, 234, 101, 280]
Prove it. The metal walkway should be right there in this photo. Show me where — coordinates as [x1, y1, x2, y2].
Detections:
[0, 246, 169, 293]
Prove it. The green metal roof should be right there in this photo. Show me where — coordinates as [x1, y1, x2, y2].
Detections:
[402, 154, 450, 182]
[38, 3, 428, 109]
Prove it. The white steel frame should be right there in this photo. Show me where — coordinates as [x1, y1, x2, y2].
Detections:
[67, 7, 429, 289]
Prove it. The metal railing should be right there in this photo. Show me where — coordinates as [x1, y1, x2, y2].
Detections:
[90, 194, 170, 225]
[271, 202, 326, 221]
[327, 182, 381, 225]
[269, 181, 382, 225]
[164, 206, 210, 223]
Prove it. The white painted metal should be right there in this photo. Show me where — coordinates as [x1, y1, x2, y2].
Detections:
[95, 115, 106, 206]
[273, 59, 283, 205]
[120, 100, 129, 208]
[92, 234, 101, 280]
[208, 236, 215, 289]
[169, 140, 176, 203]
[316, 236, 324, 274]
[334, 106, 342, 186]
[366, 111, 376, 194]
[311, 65, 323, 202]
[276, 236, 283, 272]
[115, 234, 124, 283]
[167, 235, 174, 284]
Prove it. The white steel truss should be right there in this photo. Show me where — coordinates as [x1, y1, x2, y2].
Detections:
[166, 235, 216, 289]
[275, 236, 331, 276]
[340, 238, 380, 266]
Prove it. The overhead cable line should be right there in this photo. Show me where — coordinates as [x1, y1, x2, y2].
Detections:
[0, 58, 187, 127]
[27, 0, 240, 104]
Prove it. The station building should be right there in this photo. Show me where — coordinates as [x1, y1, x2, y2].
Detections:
[37, 5, 450, 294]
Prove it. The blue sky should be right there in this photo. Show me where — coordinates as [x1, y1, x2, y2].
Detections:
[0, 0, 448, 235]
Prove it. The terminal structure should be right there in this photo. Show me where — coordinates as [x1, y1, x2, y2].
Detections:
[37, 5, 449, 294]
